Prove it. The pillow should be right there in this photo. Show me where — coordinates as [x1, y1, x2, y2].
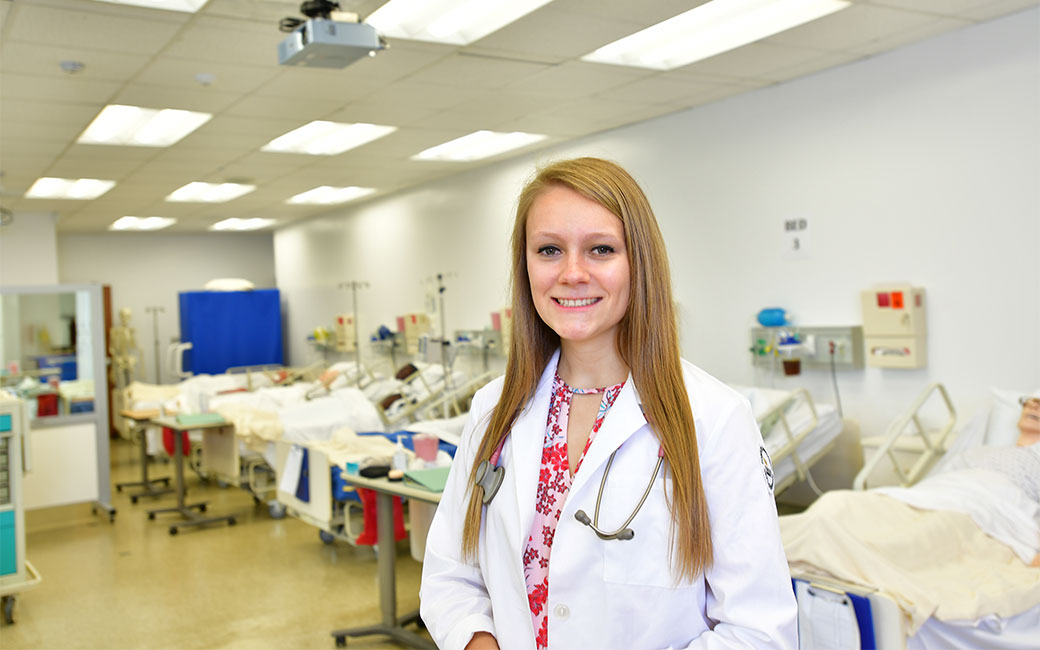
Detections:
[985, 387, 1040, 447]
[203, 278, 255, 291]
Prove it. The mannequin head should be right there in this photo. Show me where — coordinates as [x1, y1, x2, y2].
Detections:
[1017, 396, 1040, 446]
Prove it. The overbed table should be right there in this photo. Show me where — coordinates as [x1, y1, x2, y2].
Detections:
[115, 409, 174, 503]
[146, 416, 237, 535]
[329, 473, 440, 650]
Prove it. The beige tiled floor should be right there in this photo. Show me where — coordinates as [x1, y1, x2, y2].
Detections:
[3, 438, 431, 649]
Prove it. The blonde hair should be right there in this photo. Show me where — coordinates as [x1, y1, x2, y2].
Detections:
[462, 157, 712, 581]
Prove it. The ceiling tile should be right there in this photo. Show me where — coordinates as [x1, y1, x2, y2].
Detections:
[674, 42, 839, 82]
[847, 16, 974, 55]
[765, 4, 942, 52]
[327, 100, 438, 127]
[406, 54, 550, 89]
[605, 75, 732, 105]
[223, 93, 346, 120]
[134, 57, 279, 93]
[358, 81, 485, 112]
[471, 6, 647, 59]
[550, 0, 708, 27]
[869, 0, 1009, 16]
[113, 83, 243, 113]
[163, 15, 284, 66]
[0, 72, 121, 104]
[506, 61, 648, 96]
[0, 100, 102, 126]
[0, 118, 86, 144]
[955, 0, 1040, 20]
[250, 67, 386, 102]
[0, 42, 151, 80]
[762, 51, 865, 84]
[5, 1, 186, 55]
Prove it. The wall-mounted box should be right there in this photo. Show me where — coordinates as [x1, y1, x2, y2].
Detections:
[334, 313, 356, 353]
[750, 326, 864, 370]
[860, 286, 927, 369]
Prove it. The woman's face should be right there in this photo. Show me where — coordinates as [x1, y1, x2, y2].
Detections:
[526, 185, 630, 350]
[1018, 397, 1040, 446]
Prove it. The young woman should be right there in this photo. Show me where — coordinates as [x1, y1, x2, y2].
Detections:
[420, 158, 797, 650]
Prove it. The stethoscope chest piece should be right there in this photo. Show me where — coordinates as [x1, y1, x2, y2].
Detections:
[475, 459, 504, 504]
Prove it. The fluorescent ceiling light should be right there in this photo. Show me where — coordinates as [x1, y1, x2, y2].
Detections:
[262, 121, 397, 155]
[78, 104, 212, 147]
[166, 182, 256, 203]
[210, 218, 276, 231]
[366, 0, 553, 45]
[287, 186, 376, 205]
[25, 177, 115, 200]
[109, 216, 177, 231]
[92, 0, 210, 13]
[412, 130, 548, 162]
[582, 0, 851, 70]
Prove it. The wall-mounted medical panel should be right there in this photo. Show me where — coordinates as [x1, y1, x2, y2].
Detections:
[750, 326, 864, 370]
[396, 313, 431, 355]
[334, 314, 356, 353]
[860, 287, 927, 368]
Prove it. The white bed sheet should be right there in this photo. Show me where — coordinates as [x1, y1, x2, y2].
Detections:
[909, 603, 1040, 650]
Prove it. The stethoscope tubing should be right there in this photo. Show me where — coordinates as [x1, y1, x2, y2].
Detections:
[476, 434, 664, 541]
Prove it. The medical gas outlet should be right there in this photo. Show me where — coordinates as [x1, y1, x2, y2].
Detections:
[750, 326, 864, 370]
[860, 286, 927, 369]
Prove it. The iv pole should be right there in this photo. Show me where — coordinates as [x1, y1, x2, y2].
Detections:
[338, 281, 369, 383]
[144, 305, 164, 383]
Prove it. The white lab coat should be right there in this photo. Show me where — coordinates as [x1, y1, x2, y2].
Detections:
[420, 351, 798, 650]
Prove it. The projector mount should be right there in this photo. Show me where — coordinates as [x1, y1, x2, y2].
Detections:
[280, 0, 344, 33]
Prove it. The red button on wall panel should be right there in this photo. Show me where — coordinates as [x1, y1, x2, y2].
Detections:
[892, 291, 904, 309]
[877, 292, 891, 307]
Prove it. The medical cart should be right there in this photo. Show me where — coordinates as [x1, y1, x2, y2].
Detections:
[0, 395, 42, 624]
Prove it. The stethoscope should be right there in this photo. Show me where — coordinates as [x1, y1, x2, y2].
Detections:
[474, 431, 665, 542]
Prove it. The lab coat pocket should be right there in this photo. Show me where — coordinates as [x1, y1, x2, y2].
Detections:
[600, 474, 677, 588]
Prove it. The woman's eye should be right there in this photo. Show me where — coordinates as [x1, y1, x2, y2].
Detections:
[537, 245, 560, 256]
[592, 245, 615, 255]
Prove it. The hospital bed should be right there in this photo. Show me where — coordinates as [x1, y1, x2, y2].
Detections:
[369, 361, 468, 428]
[121, 364, 372, 513]
[783, 388, 1040, 650]
[732, 385, 848, 497]
[273, 422, 461, 547]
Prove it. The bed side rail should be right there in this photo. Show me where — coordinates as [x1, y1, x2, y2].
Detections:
[853, 382, 956, 490]
[416, 371, 493, 420]
[760, 387, 819, 484]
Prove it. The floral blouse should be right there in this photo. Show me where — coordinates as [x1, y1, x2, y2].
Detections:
[523, 370, 625, 648]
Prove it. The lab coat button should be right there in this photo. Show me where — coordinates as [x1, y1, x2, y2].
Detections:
[553, 604, 569, 619]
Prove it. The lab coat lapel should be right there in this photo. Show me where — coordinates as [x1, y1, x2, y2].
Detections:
[569, 377, 647, 499]
[509, 350, 559, 550]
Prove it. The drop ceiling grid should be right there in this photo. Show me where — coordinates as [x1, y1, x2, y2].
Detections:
[0, 0, 1031, 231]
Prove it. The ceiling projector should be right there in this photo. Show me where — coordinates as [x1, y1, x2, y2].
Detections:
[278, 1, 386, 69]
[278, 19, 385, 68]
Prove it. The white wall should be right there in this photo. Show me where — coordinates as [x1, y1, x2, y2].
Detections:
[275, 10, 1040, 438]
[58, 232, 276, 383]
[0, 212, 59, 286]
